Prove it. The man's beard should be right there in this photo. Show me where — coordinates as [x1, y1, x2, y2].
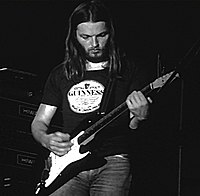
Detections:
[85, 48, 109, 63]
[77, 42, 109, 63]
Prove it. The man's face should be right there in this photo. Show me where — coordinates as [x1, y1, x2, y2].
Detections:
[76, 21, 109, 62]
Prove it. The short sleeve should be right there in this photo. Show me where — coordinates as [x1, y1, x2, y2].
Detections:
[41, 69, 62, 107]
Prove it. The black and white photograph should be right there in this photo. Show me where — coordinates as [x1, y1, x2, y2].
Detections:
[0, 0, 200, 195]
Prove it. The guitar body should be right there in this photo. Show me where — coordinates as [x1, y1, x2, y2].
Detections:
[35, 115, 105, 196]
[36, 154, 93, 196]
[35, 131, 90, 195]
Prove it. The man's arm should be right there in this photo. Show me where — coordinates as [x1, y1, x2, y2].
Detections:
[31, 103, 73, 156]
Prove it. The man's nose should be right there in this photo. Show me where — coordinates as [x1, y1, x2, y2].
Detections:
[91, 36, 99, 48]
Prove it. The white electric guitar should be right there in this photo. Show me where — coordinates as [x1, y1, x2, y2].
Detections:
[35, 71, 179, 195]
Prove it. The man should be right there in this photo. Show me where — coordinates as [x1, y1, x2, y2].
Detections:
[31, 0, 150, 195]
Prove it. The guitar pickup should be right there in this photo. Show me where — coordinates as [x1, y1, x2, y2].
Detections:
[77, 131, 94, 145]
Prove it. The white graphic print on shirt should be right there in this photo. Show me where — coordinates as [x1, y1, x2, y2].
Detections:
[67, 80, 104, 113]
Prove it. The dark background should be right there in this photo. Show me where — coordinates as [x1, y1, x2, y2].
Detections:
[0, 0, 200, 195]
[0, 0, 200, 77]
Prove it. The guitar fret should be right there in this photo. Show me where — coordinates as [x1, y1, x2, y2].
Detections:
[85, 103, 126, 132]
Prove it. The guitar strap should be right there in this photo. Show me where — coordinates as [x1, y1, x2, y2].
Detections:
[99, 75, 117, 114]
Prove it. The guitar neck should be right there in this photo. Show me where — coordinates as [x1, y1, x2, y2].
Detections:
[78, 82, 153, 145]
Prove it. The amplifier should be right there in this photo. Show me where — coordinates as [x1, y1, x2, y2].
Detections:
[0, 68, 62, 195]
[0, 96, 63, 127]
[0, 144, 45, 195]
[0, 96, 63, 152]
[0, 164, 36, 195]
[0, 95, 63, 195]
[0, 146, 39, 171]
[0, 67, 42, 105]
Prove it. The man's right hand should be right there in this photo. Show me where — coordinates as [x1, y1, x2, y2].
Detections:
[44, 131, 73, 157]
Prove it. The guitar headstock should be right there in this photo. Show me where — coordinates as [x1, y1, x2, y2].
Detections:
[151, 71, 179, 90]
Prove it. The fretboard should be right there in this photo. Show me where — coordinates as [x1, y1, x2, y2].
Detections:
[77, 82, 153, 145]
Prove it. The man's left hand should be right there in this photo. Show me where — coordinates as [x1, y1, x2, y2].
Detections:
[126, 91, 151, 120]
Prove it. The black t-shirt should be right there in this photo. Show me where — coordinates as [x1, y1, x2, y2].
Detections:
[41, 59, 144, 156]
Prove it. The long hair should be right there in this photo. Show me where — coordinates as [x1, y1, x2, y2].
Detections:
[63, 0, 121, 81]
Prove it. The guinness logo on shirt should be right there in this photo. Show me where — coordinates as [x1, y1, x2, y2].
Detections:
[67, 80, 104, 113]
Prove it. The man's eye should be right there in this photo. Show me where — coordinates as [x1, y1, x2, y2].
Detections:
[81, 35, 90, 39]
[99, 32, 108, 37]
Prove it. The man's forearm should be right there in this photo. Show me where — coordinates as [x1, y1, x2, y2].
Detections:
[31, 120, 49, 149]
